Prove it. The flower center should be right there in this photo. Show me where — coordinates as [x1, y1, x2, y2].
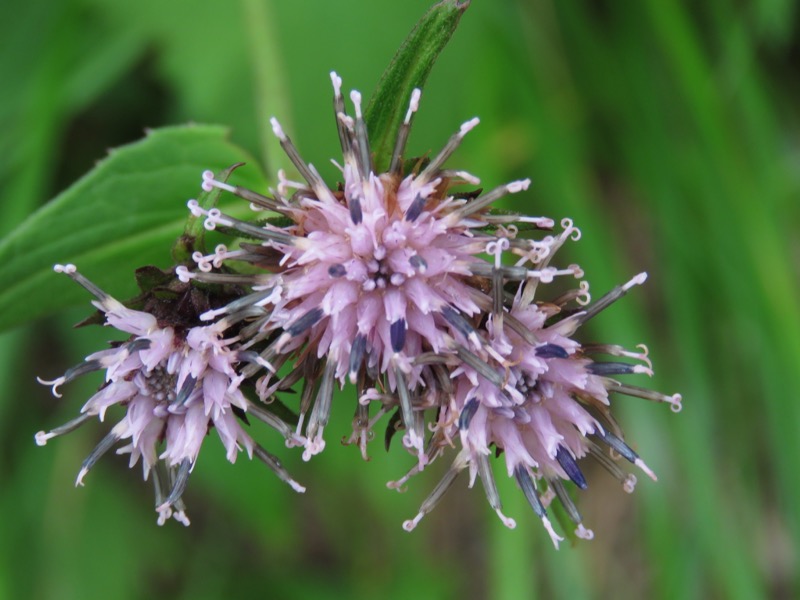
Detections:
[141, 366, 177, 404]
[365, 257, 393, 290]
[513, 369, 539, 397]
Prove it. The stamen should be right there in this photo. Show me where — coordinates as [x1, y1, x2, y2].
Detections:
[453, 179, 531, 220]
[75, 431, 118, 486]
[152, 467, 170, 525]
[347, 400, 372, 461]
[439, 170, 481, 185]
[36, 375, 66, 398]
[549, 478, 587, 530]
[304, 360, 336, 461]
[484, 237, 510, 321]
[539, 485, 556, 508]
[201, 207, 299, 247]
[243, 186, 289, 213]
[394, 369, 423, 454]
[246, 401, 304, 445]
[349, 335, 367, 384]
[201, 169, 235, 193]
[176, 266, 271, 287]
[330, 72, 354, 161]
[240, 343, 278, 379]
[405, 88, 422, 122]
[405, 194, 426, 222]
[286, 307, 325, 338]
[555, 446, 588, 489]
[277, 169, 310, 197]
[504, 314, 540, 346]
[441, 306, 481, 349]
[402, 450, 468, 531]
[514, 465, 562, 548]
[518, 222, 582, 306]
[576, 272, 648, 325]
[173, 375, 197, 407]
[157, 458, 192, 514]
[390, 319, 407, 354]
[482, 214, 555, 228]
[535, 343, 569, 359]
[576, 524, 595, 540]
[255, 356, 299, 398]
[478, 454, 516, 529]
[586, 362, 653, 377]
[588, 441, 637, 491]
[469, 262, 580, 284]
[337, 112, 355, 133]
[328, 264, 346, 278]
[458, 398, 479, 430]
[349, 196, 363, 224]
[124, 338, 151, 354]
[413, 352, 451, 366]
[390, 89, 422, 174]
[583, 344, 652, 371]
[409, 255, 427, 273]
[35, 412, 94, 446]
[350, 90, 373, 176]
[40, 360, 103, 395]
[551, 281, 591, 307]
[169, 488, 191, 526]
[201, 288, 279, 322]
[172, 508, 191, 527]
[269, 117, 326, 192]
[54, 264, 122, 312]
[576, 280, 591, 305]
[594, 430, 657, 482]
[623, 474, 638, 494]
[606, 380, 683, 412]
[486, 238, 509, 270]
[418, 117, 480, 184]
[454, 344, 504, 388]
[254, 444, 306, 493]
[492, 268, 504, 323]
[294, 359, 323, 439]
[388, 454, 424, 491]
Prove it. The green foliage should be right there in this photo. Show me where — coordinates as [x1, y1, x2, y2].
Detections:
[364, 0, 470, 172]
[0, 126, 265, 332]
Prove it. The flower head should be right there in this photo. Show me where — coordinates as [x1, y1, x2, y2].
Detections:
[395, 232, 682, 546]
[37, 264, 305, 525]
[184, 73, 554, 463]
[179, 71, 680, 544]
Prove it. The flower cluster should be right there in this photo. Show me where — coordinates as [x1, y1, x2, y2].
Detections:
[38, 72, 680, 543]
[37, 265, 304, 525]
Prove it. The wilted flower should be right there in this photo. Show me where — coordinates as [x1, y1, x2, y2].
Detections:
[177, 71, 680, 544]
[37, 264, 304, 525]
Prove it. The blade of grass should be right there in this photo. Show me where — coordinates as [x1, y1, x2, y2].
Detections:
[240, 0, 294, 176]
[365, 0, 471, 172]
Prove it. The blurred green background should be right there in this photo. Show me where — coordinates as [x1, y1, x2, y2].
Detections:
[2, 0, 798, 598]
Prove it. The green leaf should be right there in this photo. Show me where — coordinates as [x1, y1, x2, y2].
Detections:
[0, 124, 267, 333]
[365, 0, 470, 172]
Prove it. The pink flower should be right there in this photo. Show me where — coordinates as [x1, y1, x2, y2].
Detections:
[37, 264, 304, 526]
[396, 226, 682, 546]
[179, 71, 680, 545]
[183, 73, 552, 464]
